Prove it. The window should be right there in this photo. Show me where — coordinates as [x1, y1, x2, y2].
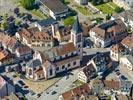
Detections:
[68, 63, 71, 67]
[29, 69, 32, 75]
[62, 65, 65, 69]
[65, 54, 68, 58]
[54, 58, 56, 61]
[56, 67, 59, 71]
[78, 44, 81, 48]
[50, 69, 53, 76]
[47, 44, 51, 47]
[73, 61, 76, 65]
[77, 34, 81, 42]
[60, 56, 62, 59]
[42, 44, 45, 47]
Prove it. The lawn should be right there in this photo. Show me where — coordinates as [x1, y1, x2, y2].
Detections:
[63, 16, 75, 26]
[61, 0, 70, 5]
[30, 9, 47, 20]
[73, 80, 84, 86]
[95, 2, 118, 14]
[75, 5, 90, 16]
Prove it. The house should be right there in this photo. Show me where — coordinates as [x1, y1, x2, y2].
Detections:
[54, 26, 71, 42]
[120, 55, 133, 71]
[35, 18, 58, 32]
[103, 80, 120, 95]
[75, 0, 88, 5]
[37, 0, 70, 20]
[112, 10, 133, 30]
[16, 28, 54, 49]
[120, 80, 132, 95]
[59, 83, 93, 100]
[15, 45, 32, 60]
[91, 79, 104, 94]
[121, 34, 133, 55]
[88, 52, 112, 76]
[113, 0, 133, 10]
[91, 79, 132, 95]
[104, 80, 132, 95]
[110, 44, 124, 61]
[78, 63, 97, 83]
[89, 19, 127, 47]
[0, 33, 21, 53]
[112, 94, 132, 100]
[0, 50, 14, 66]
[0, 76, 15, 98]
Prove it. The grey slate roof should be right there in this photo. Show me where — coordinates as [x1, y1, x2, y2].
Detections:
[120, 10, 133, 21]
[37, 18, 57, 27]
[116, 10, 133, 21]
[40, 0, 68, 13]
[27, 59, 41, 68]
[71, 16, 82, 34]
[126, 55, 133, 65]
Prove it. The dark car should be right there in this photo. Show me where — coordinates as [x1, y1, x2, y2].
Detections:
[115, 69, 119, 72]
[24, 85, 29, 88]
[18, 80, 25, 86]
[120, 75, 127, 80]
[37, 93, 41, 98]
[51, 91, 57, 95]
[116, 71, 121, 76]
[30, 90, 35, 95]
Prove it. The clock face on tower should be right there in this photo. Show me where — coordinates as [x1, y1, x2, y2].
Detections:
[77, 34, 81, 43]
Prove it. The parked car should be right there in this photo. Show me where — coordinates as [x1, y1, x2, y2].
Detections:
[116, 71, 121, 76]
[30, 90, 36, 95]
[119, 75, 127, 80]
[24, 85, 29, 88]
[51, 91, 57, 95]
[18, 80, 25, 86]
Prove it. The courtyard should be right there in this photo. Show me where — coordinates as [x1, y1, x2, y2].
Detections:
[95, 2, 119, 14]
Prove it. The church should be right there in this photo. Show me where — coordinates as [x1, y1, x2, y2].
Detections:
[25, 16, 83, 80]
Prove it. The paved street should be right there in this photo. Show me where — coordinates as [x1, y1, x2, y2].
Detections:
[39, 68, 80, 100]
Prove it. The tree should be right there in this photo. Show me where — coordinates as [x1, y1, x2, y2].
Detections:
[15, 19, 22, 26]
[21, 0, 35, 10]
[14, 8, 20, 15]
[115, 7, 124, 13]
[92, 0, 103, 5]
[92, 0, 98, 5]
[1, 21, 8, 30]
[106, 14, 111, 20]
[88, 0, 93, 2]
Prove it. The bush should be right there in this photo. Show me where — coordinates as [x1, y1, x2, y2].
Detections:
[115, 7, 124, 13]
[63, 16, 75, 26]
[1, 21, 8, 30]
[15, 20, 22, 26]
[106, 14, 111, 20]
[21, 0, 35, 10]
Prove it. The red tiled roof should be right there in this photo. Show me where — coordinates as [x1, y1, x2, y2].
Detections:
[121, 35, 133, 48]
[16, 45, 32, 55]
[56, 42, 77, 56]
[103, 80, 120, 90]
[62, 84, 91, 100]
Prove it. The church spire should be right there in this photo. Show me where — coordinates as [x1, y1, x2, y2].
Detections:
[71, 16, 82, 34]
